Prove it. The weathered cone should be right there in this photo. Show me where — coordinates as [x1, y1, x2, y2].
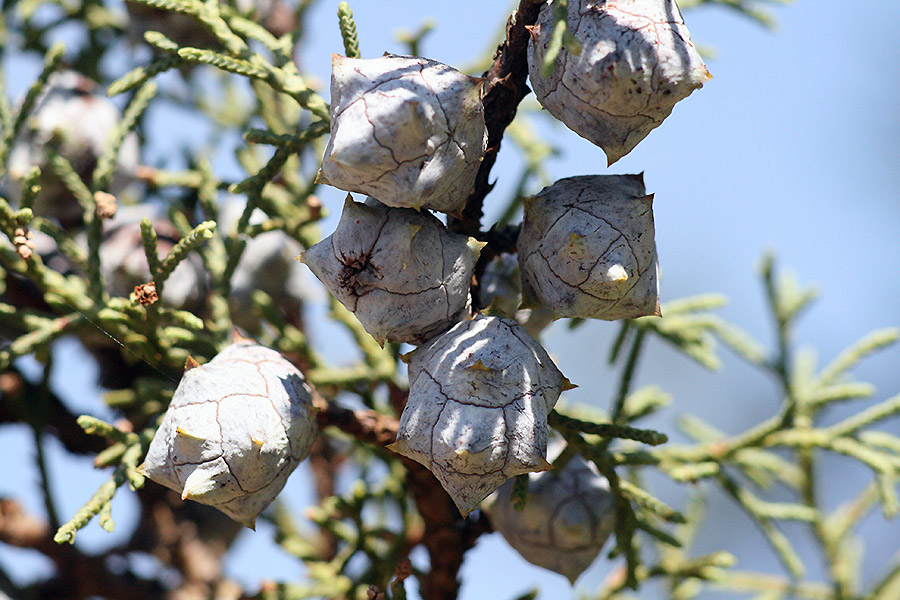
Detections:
[5, 71, 140, 227]
[485, 448, 616, 583]
[99, 206, 207, 313]
[518, 174, 659, 320]
[319, 54, 487, 215]
[300, 196, 484, 346]
[140, 340, 318, 528]
[477, 253, 523, 317]
[389, 315, 571, 516]
[528, 0, 711, 164]
[478, 253, 554, 338]
[221, 201, 317, 334]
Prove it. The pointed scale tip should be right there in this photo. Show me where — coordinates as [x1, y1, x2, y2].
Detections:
[175, 426, 204, 441]
[466, 359, 493, 372]
[467, 237, 488, 255]
[385, 439, 409, 457]
[181, 468, 219, 501]
[536, 457, 554, 472]
[606, 264, 629, 283]
[407, 223, 423, 245]
[453, 498, 475, 518]
[231, 328, 255, 344]
[184, 355, 201, 371]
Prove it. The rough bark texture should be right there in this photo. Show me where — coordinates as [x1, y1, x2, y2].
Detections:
[451, 0, 545, 238]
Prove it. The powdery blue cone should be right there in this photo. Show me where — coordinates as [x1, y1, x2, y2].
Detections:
[484, 448, 616, 583]
[518, 174, 660, 321]
[528, 0, 711, 164]
[140, 340, 318, 528]
[319, 54, 487, 215]
[389, 315, 573, 516]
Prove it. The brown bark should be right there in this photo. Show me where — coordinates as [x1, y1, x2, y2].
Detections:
[451, 0, 545, 238]
[0, 498, 164, 600]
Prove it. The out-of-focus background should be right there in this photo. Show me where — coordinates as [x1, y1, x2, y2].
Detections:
[2, 1, 899, 598]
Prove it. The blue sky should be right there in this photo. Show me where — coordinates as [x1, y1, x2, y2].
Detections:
[2, 1, 900, 598]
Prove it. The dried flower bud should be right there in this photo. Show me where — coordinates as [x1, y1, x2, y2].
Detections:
[366, 585, 385, 600]
[528, 0, 711, 164]
[485, 449, 616, 583]
[389, 315, 571, 515]
[133, 282, 158, 306]
[6, 71, 139, 227]
[301, 196, 484, 346]
[93, 191, 118, 220]
[140, 340, 318, 528]
[319, 54, 487, 214]
[13, 227, 35, 260]
[518, 175, 659, 320]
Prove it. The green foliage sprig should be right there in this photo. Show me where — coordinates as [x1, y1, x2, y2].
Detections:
[337, 2, 360, 59]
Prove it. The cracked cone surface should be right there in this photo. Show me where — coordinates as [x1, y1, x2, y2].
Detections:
[518, 174, 659, 320]
[528, 0, 710, 164]
[320, 54, 487, 214]
[390, 315, 568, 515]
[485, 449, 616, 583]
[140, 341, 318, 528]
[301, 196, 483, 345]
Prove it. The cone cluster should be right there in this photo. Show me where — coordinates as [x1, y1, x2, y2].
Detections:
[299, 0, 709, 578]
